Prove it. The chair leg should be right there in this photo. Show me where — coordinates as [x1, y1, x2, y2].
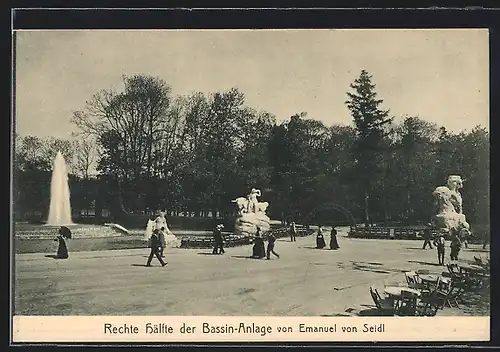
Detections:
[448, 289, 462, 308]
[420, 303, 431, 316]
[443, 291, 453, 308]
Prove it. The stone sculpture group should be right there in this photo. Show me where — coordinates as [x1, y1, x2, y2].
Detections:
[144, 211, 181, 248]
[432, 175, 469, 234]
[142, 177, 466, 247]
[232, 188, 271, 236]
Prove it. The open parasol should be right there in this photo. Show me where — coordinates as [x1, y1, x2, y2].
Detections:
[59, 226, 72, 239]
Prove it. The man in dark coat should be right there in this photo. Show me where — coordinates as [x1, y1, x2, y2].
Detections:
[450, 230, 462, 262]
[146, 229, 167, 267]
[422, 223, 434, 249]
[212, 224, 225, 254]
[266, 232, 280, 260]
[433, 231, 446, 265]
[289, 221, 297, 242]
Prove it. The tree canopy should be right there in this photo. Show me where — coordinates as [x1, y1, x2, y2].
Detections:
[14, 72, 489, 229]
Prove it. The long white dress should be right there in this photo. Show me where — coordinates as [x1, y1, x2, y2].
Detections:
[144, 220, 155, 242]
[154, 215, 174, 235]
[152, 215, 179, 247]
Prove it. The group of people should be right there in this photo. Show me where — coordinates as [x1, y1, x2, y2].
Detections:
[421, 223, 470, 265]
[315, 225, 340, 250]
[146, 227, 168, 267]
[251, 226, 279, 260]
[148, 220, 335, 263]
[248, 222, 341, 260]
[288, 221, 340, 250]
[209, 223, 279, 260]
[145, 212, 172, 267]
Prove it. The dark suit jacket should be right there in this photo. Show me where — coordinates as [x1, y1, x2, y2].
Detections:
[213, 229, 223, 243]
[150, 233, 161, 249]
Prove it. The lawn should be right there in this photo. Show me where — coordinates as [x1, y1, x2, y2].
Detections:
[15, 235, 149, 254]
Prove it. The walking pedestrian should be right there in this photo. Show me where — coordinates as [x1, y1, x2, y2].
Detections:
[252, 227, 266, 259]
[329, 226, 339, 250]
[450, 231, 462, 262]
[316, 225, 324, 248]
[482, 231, 489, 249]
[212, 224, 225, 254]
[290, 221, 297, 242]
[458, 226, 470, 249]
[266, 231, 280, 260]
[53, 226, 71, 259]
[433, 232, 446, 265]
[146, 229, 167, 267]
[316, 227, 326, 249]
[422, 223, 433, 249]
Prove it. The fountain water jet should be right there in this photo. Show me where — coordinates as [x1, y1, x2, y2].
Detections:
[46, 151, 74, 226]
[16, 151, 127, 239]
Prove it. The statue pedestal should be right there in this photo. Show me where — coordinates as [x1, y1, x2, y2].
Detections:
[434, 212, 467, 232]
[234, 212, 271, 236]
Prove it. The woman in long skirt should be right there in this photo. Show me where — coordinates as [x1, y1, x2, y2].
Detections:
[54, 226, 70, 259]
[316, 225, 326, 249]
[252, 227, 266, 259]
[330, 226, 339, 250]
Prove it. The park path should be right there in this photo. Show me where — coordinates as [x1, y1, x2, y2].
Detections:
[14, 235, 487, 316]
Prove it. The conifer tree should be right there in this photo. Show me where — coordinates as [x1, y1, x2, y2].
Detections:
[346, 70, 393, 226]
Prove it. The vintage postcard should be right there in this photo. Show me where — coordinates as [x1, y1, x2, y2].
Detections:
[11, 22, 490, 344]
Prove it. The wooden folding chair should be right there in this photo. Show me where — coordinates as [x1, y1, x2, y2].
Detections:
[446, 263, 463, 281]
[405, 271, 426, 290]
[447, 263, 459, 273]
[369, 286, 394, 315]
[473, 256, 481, 264]
[398, 290, 419, 316]
[435, 277, 453, 308]
[417, 290, 447, 316]
[447, 277, 468, 308]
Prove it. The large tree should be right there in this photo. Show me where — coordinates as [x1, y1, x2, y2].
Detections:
[345, 70, 393, 226]
[71, 74, 173, 212]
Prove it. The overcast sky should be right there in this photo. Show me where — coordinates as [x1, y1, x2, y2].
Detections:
[14, 29, 489, 139]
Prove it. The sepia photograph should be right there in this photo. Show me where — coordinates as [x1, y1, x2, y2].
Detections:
[12, 27, 490, 340]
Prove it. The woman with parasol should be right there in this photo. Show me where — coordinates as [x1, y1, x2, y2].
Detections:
[54, 226, 71, 259]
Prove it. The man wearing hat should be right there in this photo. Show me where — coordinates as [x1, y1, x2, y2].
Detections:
[146, 229, 167, 267]
[422, 223, 434, 249]
[266, 230, 280, 260]
[212, 224, 225, 255]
